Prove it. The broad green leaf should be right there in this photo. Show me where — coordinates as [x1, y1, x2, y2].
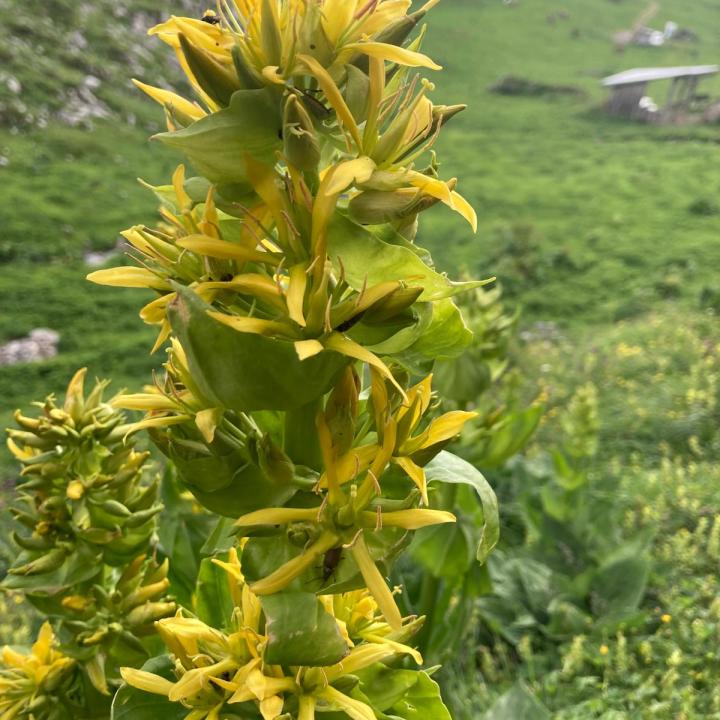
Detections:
[590, 554, 650, 618]
[201, 517, 238, 556]
[260, 591, 349, 666]
[424, 451, 499, 562]
[400, 298, 473, 363]
[468, 405, 543, 469]
[194, 557, 234, 630]
[154, 89, 281, 186]
[539, 483, 572, 522]
[484, 681, 550, 720]
[168, 284, 347, 412]
[409, 519, 475, 578]
[433, 352, 492, 404]
[552, 450, 587, 491]
[354, 665, 419, 712]
[386, 671, 452, 720]
[157, 469, 214, 608]
[546, 598, 592, 638]
[169, 450, 297, 518]
[327, 214, 486, 302]
[355, 303, 434, 356]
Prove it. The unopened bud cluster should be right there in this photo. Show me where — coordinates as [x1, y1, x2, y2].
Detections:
[2, 370, 174, 712]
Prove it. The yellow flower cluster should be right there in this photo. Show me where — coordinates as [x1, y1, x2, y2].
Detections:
[0, 623, 77, 719]
[122, 548, 422, 720]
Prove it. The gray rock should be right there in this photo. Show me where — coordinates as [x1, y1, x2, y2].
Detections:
[0, 329, 60, 366]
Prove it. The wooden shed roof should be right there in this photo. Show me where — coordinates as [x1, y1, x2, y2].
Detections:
[602, 65, 719, 87]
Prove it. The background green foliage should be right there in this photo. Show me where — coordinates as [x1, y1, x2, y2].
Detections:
[2, 0, 720, 717]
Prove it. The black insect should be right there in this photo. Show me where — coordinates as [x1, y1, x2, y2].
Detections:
[322, 547, 343, 582]
[201, 13, 221, 25]
[335, 312, 365, 334]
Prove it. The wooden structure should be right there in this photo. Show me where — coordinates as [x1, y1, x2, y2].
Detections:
[602, 65, 719, 120]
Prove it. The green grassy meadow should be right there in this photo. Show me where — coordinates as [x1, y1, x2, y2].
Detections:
[2, 0, 720, 716]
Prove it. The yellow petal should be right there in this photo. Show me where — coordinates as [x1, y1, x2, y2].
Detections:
[323, 157, 377, 196]
[321, 0, 357, 45]
[217, 658, 259, 701]
[86, 267, 171, 291]
[361, 633, 423, 665]
[403, 410, 477, 454]
[354, 0, 412, 37]
[32, 622, 54, 663]
[323, 333, 406, 400]
[207, 311, 298, 338]
[120, 667, 175, 696]
[171, 164, 193, 212]
[112, 393, 179, 412]
[318, 686, 375, 720]
[6, 437, 35, 461]
[140, 293, 175, 324]
[295, 339, 324, 360]
[260, 694, 285, 720]
[407, 172, 453, 205]
[169, 658, 236, 702]
[323, 644, 394, 683]
[286, 264, 308, 327]
[1, 645, 27, 668]
[122, 415, 193, 435]
[151, 320, 173, 355]
[450, 190, 478, 233]
[198, 275, 285, 311]
[350, 534, 402, 631]
[177, 236, 278, 264]
[343, 41, 441, 70]
[362, 508, 456, 530]
[195, 407, 223, 443]
[318, 443, 378, 488]
[235, 507, 319, 527]
[392, 456, 428, 505]
[132, 80, 205, 121]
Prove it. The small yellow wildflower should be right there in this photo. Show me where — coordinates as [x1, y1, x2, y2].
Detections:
[599, 644, 609, 656]
[661, 613, 672, 623]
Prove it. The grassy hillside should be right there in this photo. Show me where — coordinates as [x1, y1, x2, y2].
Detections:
[420, 0, 720, 324]
[2, 1, 720, 716]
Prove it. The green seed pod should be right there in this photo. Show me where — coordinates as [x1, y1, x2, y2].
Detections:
[8, 548, 67, 576]
[283, 94, 321, 172]
[96, 499, 132, 518]
[362, 286, 424, 324]
[12, 532, 54, 552]
[232, 45, 262, 89]
[348, 190, 416, 225]
[124, 506, 163, 529]
[254, 434, 295, 487]
[260, 0, 282, 66]
[344, 65, 371, 124]
[178, 34, 241, 108]
[125, 601, 177, 628]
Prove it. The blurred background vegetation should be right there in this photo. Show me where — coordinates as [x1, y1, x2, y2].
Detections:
[2, 0, 720, 717]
